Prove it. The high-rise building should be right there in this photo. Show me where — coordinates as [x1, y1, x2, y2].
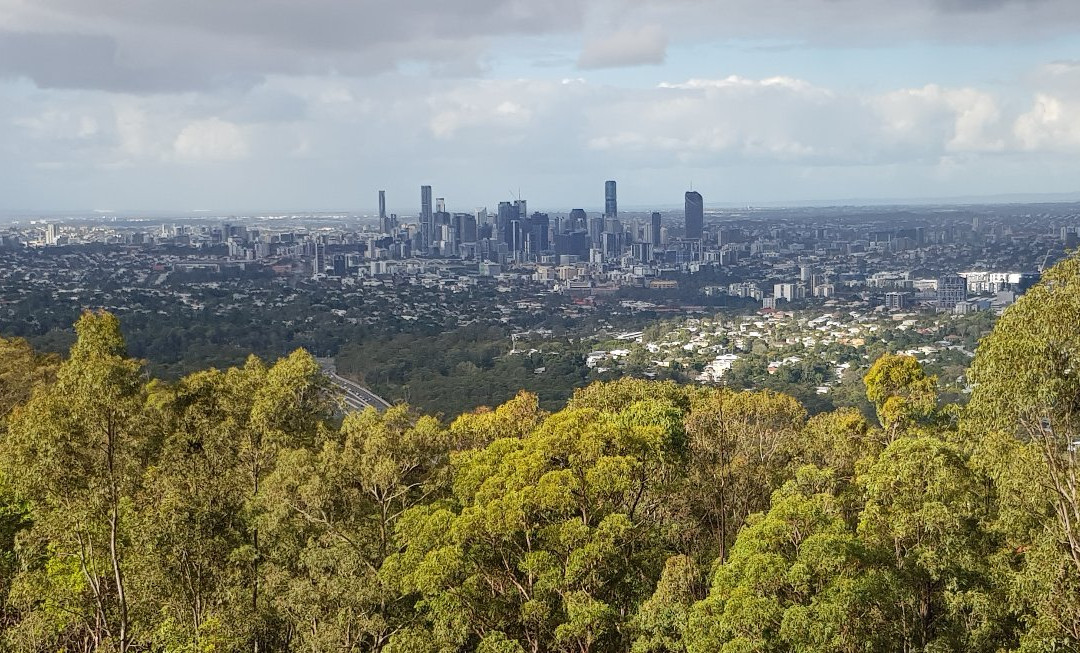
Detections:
[312, 243, 326, 277]
[420, 185, 433, 249]
[604, 180, 617, 218]
[528, 212, 550, 254]
[378, 190, 391, 234]
[937, 274, 967, 310]
[455, 213, 478, 243]
[685, 191, 703, 239]
[774, 283, 798, 302]
[497, 201, 520, 245]
[649, 212, 662, 247]
[569, 208, 588, 231]
[436, 198, 446, 213]
[588, 216, 604, 247]
[332, 254, 347, 277]
[44, 223, 59, 246]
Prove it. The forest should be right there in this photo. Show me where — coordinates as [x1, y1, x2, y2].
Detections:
[0, 257, 1078, 652]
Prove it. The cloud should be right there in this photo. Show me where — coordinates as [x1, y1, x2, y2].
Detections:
[577, 26, 667, 69]
[0, 0, 1075, 99]
[173, 118, 249, 162]
[0, 0, 588, 92]
[1014, 94, 1080, 151]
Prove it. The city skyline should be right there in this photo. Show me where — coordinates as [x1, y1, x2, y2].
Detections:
[2, 0, 1080, 211]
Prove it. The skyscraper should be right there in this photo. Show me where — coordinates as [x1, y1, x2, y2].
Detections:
[685, 191, 703, 240]
[312, 242, 326, 277]
[569, 208, 587, 231]
[420, 185, 433, 249]
[378, 190, 389, 233]
[604, 180, 617, 218]
[650, 212, 662, 247]
[44, 224, 59, 246]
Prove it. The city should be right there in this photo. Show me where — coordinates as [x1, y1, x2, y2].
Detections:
[0, 190, 1070, 416]
[3, 0, 1080, 648]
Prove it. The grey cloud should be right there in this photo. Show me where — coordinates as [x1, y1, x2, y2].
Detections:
[577, 26, 667, 69]
[932, 0, 1041, 13]
[30, 0, 584, 51]
[2, 0, 1079, 96]
[0, 0, 586, 93]
[0, 30, 274, 93]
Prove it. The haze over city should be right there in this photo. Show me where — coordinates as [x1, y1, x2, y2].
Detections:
[2, 0, 1080, 211]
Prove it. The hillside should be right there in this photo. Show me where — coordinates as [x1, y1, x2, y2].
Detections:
[0, 258, 1078, 652]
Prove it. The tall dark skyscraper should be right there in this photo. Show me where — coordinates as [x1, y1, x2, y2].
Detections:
[420, 185, 433, 248]
[604, 180, 617, 218]
[378, 190, 388, 233]
[650, 211, 662, 246]
[684, 191, 703, 240]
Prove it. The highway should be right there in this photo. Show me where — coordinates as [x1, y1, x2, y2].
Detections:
[316, 359, 392, 413]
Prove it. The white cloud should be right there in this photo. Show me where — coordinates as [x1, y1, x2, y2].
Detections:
[3, 57, 1080, 209]
[173, 117, 248, 162]
[1014, 94, 1080, 151]
[871, 85, 1005, 154]
[427, 82, 542, 139]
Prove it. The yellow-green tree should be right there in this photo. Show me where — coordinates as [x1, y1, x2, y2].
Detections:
[967, 254, 1080, 646]
[3, 312, 146, 652]
[863, 354, 937, 438]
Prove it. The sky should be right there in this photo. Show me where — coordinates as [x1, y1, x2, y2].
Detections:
[2, 0, 1080, 213]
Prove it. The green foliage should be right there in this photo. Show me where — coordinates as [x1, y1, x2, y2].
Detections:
[966, 253, 1080, 646]
[863, 353, 938, 436]
[0, 276, 1078, 653]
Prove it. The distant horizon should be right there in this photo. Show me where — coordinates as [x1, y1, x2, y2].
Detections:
[3, 189, 1080, 221]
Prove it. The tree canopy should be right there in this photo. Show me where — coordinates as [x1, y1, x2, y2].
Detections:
[0, 254, 1078, 651]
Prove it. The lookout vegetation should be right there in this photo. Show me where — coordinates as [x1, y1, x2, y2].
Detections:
[2, 257, 1080, 653]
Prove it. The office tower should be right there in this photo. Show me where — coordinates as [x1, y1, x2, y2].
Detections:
[569, 208, 587, 231]
[685, 191, 703, 239]
[332, 254, 347, 277]
[312, 243, 326, 277]
[528, 212, 550, 254]
[436, 198, 446, 213]
[497, 201, 519, 244]
[379, 190, 391, 233]
[457, 213, 478, 243]
[476, 208, 489, 226]
[937, 274, 967, 310]
[649, 212, 662, 246]
[420, 185, 433, 248]
[604, 180, 617, 218]
[508, 218, 525, 254]
[588, 216, 604, 246]
[554, 231, 589, 257]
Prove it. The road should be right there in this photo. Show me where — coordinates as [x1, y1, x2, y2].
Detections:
[316, 359, 392, 413]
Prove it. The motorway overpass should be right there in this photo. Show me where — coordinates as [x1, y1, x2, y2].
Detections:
[316, 359, 392, 413]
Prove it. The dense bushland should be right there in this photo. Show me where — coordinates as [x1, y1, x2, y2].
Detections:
[1, 258, 1079, 652]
